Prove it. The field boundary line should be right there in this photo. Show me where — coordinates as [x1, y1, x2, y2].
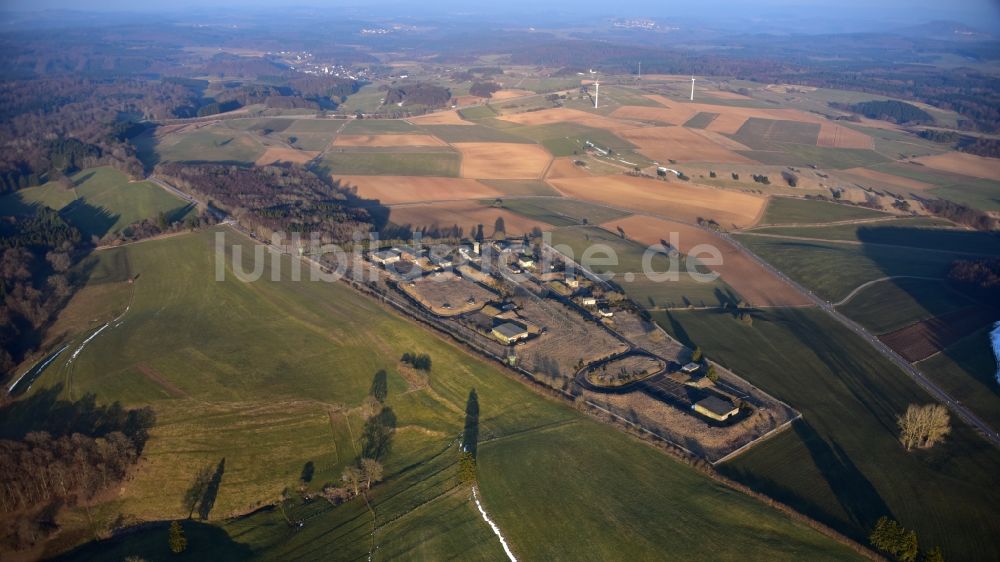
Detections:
[713, 413, 802, 465]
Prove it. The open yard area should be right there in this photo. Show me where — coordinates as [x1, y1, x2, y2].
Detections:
[401, 271, 497, 316]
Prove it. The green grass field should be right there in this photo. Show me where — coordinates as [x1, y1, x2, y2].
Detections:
[418, 124, 534, 144]
[316, 151, 461, 176]
[916, 326, 1000, 431]
[500, 198, 631, 227]
[750, 219, 1000, 255]
[478, 180, 561, 197]
[845, 125, 948, 159]
[0, 167, 193, 238]
[457, 105, 499, 120]
[837, 277, 976, 334]
[734, 235, 966, 302]
[134, 127, 264, 167]
[740, 146, 889, 169]
[30, 228, 859, 561]
[759, 197, 889, 225]
[340, 119, 417, 134]
[506, 122, 634, 157]
[654, 308, 1000, 562]
[683, 112, 720, 129]
[867, 163, 1000, 211]
[732, 118, 821, 150]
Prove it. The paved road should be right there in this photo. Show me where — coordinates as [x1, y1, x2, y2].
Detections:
[719, 231, 1000, 447]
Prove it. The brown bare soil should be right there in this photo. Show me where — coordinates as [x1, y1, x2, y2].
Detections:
[491, 89, 535, 100]
[401, 271, 497, 316]
[546, 157, 593, 179]
[911, 152, 1000, 181]
[336, 175, 504, 204]
[255, 147, 319, 165]
[454, 142, 553, 179]
[452, 95, 483, 106]
[599, 214, 811, 306]
[388, 200, 555, 234]
[879, 307, 997, 362]
[618, 126, 756, 163]
[547, 175, 766, 229]
[407, 110, 475, 125]
[842, 167, 935, 191]
[332, 134, 446, 147]
[517, 297, 629, 377]
[497, 108, 641, 134]
[136, 363, 188, 398]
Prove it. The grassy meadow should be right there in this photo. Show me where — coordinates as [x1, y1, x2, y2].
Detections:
[27, 228, 858, 561]
[734, 235, 965, 302]
[759, 197, 889, 225]
[0, 167, 193, 238]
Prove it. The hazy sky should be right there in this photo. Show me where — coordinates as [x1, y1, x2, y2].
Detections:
[2, 0, 1000, 32]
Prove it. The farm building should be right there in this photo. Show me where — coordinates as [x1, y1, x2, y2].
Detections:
[693, 396, 739, 421]
[581, 296, 597, 306]
[517, 255, 535, 269]
[565, 275, 580, 288]
[681, 362, 701, 374]
[492, 321, 529, 345]
[371, 248, 401, 265]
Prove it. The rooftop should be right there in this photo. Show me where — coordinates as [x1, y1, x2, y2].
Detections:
[694, 396, 738, 417]
[493, 322, 528, 339]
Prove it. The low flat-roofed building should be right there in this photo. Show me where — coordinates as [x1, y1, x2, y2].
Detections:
[680, 362, 701, 374]
[371, 248, 401, 265]
[692, 396, 739, 421]
[492, 321, 529, 345]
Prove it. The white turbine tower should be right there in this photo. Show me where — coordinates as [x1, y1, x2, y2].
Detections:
[690, 76, 696, 101]
[594, 77, 600, 108]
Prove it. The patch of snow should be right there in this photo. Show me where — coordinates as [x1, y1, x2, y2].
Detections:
[472, 486, 517, 562]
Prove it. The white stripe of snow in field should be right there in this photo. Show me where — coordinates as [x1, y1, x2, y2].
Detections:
[472, 486, 517, 562]
[8, 345, 68, 394]
[69, 323, 109, 362]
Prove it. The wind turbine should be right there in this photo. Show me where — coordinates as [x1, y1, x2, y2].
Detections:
[593, 76, 600, 108]
[690, 76, 696, 101]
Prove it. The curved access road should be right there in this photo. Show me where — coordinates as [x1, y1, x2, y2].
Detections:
[718, 231, 1000, 447]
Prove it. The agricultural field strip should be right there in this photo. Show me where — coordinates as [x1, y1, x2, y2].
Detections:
[721, 231, 1000, 446]
[737, 231, 998, 257]
[832, 276, 945, 307]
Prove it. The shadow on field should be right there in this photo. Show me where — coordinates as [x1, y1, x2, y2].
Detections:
[53, 519, 252, 562]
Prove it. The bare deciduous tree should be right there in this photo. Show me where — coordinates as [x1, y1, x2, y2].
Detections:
[360, 458, 383, 490]
[898, 404, 950, 451]
[341, 466, 362, 497]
